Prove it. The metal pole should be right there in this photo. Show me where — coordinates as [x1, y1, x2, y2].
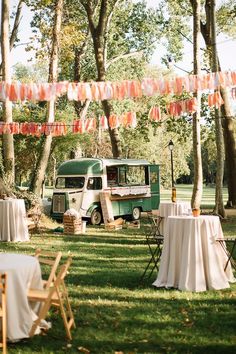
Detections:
[170, 149, 174, 188]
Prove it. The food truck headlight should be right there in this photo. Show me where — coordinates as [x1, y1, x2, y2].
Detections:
[72, 198, 76, 203]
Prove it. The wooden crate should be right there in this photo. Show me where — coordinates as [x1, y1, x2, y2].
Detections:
[104, 217, 124, 231]
[63, 214, 82, 235]
[105, 224, 123, 231]
[127, 221, 140, 229]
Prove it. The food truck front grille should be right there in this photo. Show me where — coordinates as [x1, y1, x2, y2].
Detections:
[52, 194, 66, 213]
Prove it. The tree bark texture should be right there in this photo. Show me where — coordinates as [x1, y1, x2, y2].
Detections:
[207, 0, 225, 217]
[1, 0, 15, 186]
[30, 0, 63, 196]
[73, 37, 91, 119]
[82, 0, 122, 158]
[191, 0, 203, 210]
[221, 90, 236, 207]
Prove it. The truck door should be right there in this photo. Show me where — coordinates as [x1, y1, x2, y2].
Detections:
[150, 165, 160, 210]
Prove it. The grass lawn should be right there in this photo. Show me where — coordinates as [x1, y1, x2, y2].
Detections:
[1, 185, 236, 354]
[160, 184, 229, 209]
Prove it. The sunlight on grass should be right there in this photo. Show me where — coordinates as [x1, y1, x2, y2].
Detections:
[1, 201, 236, 353]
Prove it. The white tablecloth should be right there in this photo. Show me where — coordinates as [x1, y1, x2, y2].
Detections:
[0, 199, 29, 242]
[153, 215, 235, 292]
[159, 201, 191, 235]
[0, 253, 43, 341]
[159, 201, 191, 218]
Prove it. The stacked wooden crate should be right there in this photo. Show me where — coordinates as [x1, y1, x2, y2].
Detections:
[63, 214, 82, 235]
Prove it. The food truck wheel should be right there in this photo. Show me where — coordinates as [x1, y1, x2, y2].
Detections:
[132, 207, 141, 220]
[91, 209, 102, 225]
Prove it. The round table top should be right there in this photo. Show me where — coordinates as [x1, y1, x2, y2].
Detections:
[159, 200, 191, 217]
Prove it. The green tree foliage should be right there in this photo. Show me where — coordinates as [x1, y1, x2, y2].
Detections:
[10, 0, 231, 190]
[216, 0, 236, 37]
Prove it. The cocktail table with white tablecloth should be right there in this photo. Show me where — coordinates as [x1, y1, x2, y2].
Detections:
[159, 201, 192, 218]
[0, 199, 29, 242]
[152, 215, 235, 292]
[159, 201, 191, 235]
[0, 253, 43, 341]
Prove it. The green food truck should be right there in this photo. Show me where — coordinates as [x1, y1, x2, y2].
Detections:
[51, 158, 160, 224]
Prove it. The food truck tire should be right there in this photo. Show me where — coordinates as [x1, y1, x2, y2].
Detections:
[91, 209, 103, 225]
[132, 207, 141, 221]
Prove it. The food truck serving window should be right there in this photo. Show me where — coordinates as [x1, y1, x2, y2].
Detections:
[56, 176, 85, 189]
[126, 166, 148, 185]
[107, 165, 148, 186]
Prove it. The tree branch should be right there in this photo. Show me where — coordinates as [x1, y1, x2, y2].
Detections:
[104, 0, 121, 69]
[97, 0, 109, 36]
[80, 0, 96, 35]
[10, 0, 24, 50]
[13, 41, 31, 48]
[0, 0, 24, 74]
[105, 50, 144, 70]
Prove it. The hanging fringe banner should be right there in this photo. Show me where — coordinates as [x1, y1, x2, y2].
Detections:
[0, 71, 236, 102]
[208, 91, 224, 108]
[167, 97, 198, 116]
[0, 90, 228, 136]
[0, 112, 137, 136]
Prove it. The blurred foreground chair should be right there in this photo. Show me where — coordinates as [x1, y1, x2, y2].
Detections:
[34, 249, 62, 289]
[0, 273, 7, 354]
[216, 236, 236, 271]
[140, 213, 164, 282]
[28, 257, 75, 340]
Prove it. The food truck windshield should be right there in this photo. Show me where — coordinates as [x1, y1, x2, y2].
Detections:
[55, 176, 85, 189]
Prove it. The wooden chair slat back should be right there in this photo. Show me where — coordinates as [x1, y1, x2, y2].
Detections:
[54, 257, 72, 287]
[34, 248, 62, 289]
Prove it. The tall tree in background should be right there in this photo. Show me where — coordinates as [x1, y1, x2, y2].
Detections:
[161, 0, 236, 210]
[30, 0, 63, 195]
[1, 0, 15, 186]
[199, 0, 236, 209]
[191, 0, 203, 210]
[81, 0, 122, 158]
[27, 0, 162, 162]
[208, 0, 225, 217]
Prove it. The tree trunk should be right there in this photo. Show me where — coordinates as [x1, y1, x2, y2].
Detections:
[208, 0, 225, 217]
[101, 100, 121, 158]
[82, 0, 122, 158]
[191, 0, 203, 210]
[1, 0, 15, 186]
[199, 0, 236, 209]
[0, 0, 23, 75]
[220, 88, 236, 207]
[30, 0, 63, 196]
[73, 42, 91, 119]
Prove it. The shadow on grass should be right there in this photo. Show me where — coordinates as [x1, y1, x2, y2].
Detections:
[2, 219, 236, 354]
[8, 293, 236, 354]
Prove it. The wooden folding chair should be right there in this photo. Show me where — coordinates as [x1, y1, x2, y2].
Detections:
[28, 257, 75, 340]
[0, 273, 7, 354]
[34, 249, 62, 289]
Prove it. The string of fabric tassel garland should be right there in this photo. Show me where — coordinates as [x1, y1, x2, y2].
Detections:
[0, 71, 236, 102]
